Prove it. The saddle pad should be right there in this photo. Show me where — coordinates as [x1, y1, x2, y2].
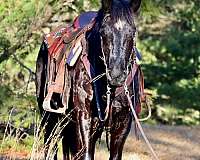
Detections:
[66, 36, 83, 66]
[66, 11, 97, 66]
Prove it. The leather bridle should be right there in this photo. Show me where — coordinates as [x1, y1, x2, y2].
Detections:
[97, 29, 159, 160]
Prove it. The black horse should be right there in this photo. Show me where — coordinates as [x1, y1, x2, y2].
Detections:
[35, 0, 141, 159]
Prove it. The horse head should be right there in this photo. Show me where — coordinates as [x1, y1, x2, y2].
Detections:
[100, 0, 141, 87]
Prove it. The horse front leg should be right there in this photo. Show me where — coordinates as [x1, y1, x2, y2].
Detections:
[109, 100, 132, 160]
[43, 112, 59, 160]
[80, 111, 92, 160]
[78, 115, 103, 160]
[69, 109, 92, 160]
[71, 61, 96, 160]
[62, 120, 72, 160]
[62, 135, 70, 160]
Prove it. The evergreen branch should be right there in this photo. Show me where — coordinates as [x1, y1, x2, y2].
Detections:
[12, 54, 36, 78]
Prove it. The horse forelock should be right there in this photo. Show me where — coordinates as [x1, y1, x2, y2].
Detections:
[111, 0, 134, 26]
[95, 1, 137, 86]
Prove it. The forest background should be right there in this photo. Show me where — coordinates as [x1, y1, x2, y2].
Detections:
[0, 0, 199, 158]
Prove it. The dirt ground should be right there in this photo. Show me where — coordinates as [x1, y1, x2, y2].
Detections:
[121, 125, 200, 160]
[95, 125, 200, 160]
[1, 125, 200, 160]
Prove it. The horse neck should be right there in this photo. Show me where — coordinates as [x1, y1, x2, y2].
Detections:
[85, 19, 107, 112]
[87, 20, 105, 76]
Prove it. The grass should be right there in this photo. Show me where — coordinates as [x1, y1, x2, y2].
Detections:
[0, 131, 151, 160]
[0, 92, 198, 160]
[0, 108, 151, 160]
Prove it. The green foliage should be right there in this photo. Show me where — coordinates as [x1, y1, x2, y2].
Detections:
[0, 0, 101, 136]
[0, 135, 34, 155]
[0, 1, 199, 158]
[139, 0, 200, 125]
[0, 0, 199, 134]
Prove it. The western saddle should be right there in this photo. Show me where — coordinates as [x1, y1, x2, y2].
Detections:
[42, 11, 97, 113]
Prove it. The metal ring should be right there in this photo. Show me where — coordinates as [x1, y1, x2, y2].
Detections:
[106, 90, 111, 95]
[125, 90, 129, 95]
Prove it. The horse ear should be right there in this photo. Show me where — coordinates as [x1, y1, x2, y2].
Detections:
[130, 0, 141, 13]
[101, 0, 112, 13]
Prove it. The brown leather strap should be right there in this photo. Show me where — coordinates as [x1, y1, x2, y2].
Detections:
[115, 63, 139, 97]
[69, 20, 95, 77]
[138, 66, 146, 102]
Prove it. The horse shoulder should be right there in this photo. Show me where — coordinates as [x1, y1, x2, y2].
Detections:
[73, 60, 93, 111]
